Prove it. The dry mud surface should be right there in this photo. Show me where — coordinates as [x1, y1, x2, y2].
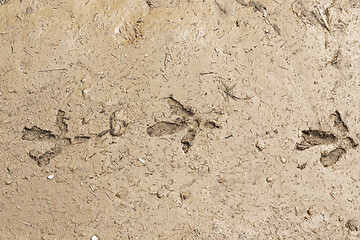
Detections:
[1, 0, 360, 239]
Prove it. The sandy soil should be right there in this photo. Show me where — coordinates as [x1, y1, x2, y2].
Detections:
[1, 0, 360, 239]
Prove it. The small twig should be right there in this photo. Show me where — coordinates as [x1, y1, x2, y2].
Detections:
[110, 54, 119, 60]
[279, 65, 288, 70]
[38, 68, 67, 72]
[200, 72, 214, 75]
[105, 192, 112, 200]
[162, 74, 168, 82]
[222, 83, 251, 101]
[316, 5, 330, 32]
[215, 1, 227, 14]
[138, 158, 146, 164]
[225, 134, 233, 139]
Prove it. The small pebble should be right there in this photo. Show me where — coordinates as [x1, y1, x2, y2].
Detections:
[255, 140, 266, 151]
[218, 176, 226, 184]
[156, 191, 164, 199]
[278, 156, 286, 164]
[297, 162, 307, 170]
[91, 236, 99, 240]
[266, 177, 273, 183]
[82, 117, 90, 125]
[47, 174, 54, 180]
[307, 207, 314, 216]
[82, 88, 92, 99]
[180, 190, 191, 200]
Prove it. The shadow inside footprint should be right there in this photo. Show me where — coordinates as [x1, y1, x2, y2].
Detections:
[147, 121, 185, 137]
[296, 130, 337, 150]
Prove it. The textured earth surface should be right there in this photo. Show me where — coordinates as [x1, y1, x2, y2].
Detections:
[1, 0, 360, 239]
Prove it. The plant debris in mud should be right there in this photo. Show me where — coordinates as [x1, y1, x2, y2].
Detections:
[345, 219, 359, 232]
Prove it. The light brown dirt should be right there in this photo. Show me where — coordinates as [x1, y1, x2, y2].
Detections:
[1, 0, 360, 239]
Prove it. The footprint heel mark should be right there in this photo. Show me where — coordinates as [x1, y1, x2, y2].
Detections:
[296, 130, 337, 150]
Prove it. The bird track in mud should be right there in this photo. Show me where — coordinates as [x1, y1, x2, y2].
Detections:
[147, 96, 220, 153]
[296, 111, 358, 167]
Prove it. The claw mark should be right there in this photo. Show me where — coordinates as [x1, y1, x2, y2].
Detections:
[331, 111, 349, 133]
[343, 137, 358, 149]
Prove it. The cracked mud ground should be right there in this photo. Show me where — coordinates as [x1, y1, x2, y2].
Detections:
[1, 0, 360, 239]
